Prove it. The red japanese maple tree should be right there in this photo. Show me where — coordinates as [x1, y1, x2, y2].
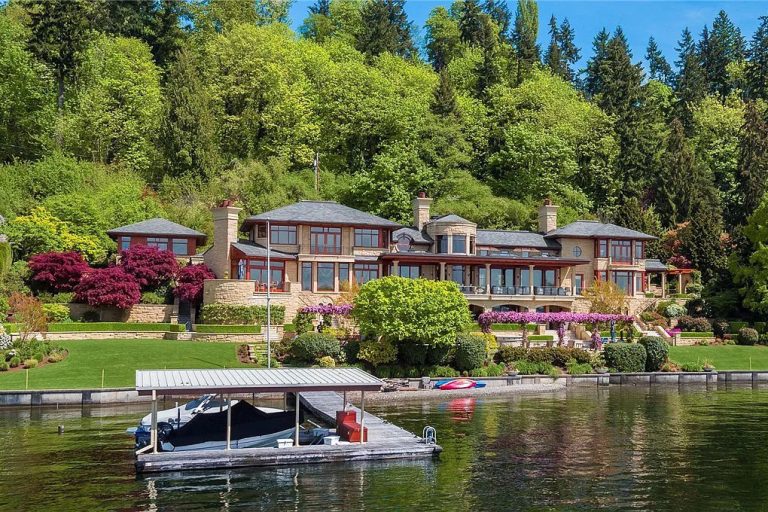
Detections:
[174, 264, 215, 304]
[28, 251, 91, 292]
[74, 267, 141, 309]
[120, 245, 179, 290]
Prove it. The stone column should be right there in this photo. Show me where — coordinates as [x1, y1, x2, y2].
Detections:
[312, 262, 317, 293]
[439, 262, 446, 281]
[485, 263, 491, 294]
[661, 273, 667, 298]
[528, 264, 534, 294]
[392, 260, 399, 277]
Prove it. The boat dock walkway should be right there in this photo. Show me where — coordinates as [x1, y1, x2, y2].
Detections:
[136, 391, 441, 473]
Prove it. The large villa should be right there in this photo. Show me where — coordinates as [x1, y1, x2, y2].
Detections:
[179, 195, 678, 321]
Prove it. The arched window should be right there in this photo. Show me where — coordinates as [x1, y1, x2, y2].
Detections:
[396, 235, 413, 252]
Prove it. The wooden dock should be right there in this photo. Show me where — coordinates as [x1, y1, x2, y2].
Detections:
[135, 392, 441, 473]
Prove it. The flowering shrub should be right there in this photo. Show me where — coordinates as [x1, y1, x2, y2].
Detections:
[0, 328, 11, 350]
[301, 304, 353, 316]
[120, 245, 179, 290]
[174, 264, 215, 303]
[28, 251, 90, 292]
[477, 312, 633, 333]
[8, 293, 48, 342]
[74, 267, 141, 309]
[677, 315, 712, 332]
[664, 303, 687, 318]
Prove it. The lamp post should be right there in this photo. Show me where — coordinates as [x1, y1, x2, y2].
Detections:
[266, 218, 272, 368]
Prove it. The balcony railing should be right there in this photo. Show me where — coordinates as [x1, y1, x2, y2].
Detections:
[463, 286, 573, 296]
[299, 245, 352, 255]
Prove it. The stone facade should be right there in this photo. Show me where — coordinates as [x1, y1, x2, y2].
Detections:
[205, 205, 242, 279]
[68, 303, 176, 323]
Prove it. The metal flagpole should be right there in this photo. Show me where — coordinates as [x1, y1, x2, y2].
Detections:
[266, 218, 272, 369]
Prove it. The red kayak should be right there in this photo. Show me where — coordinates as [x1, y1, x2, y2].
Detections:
[438, 378, 478, 390]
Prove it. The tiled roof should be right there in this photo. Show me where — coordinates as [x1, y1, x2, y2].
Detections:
[243, 201, 402, 229]
[476, 230, 560, 249]
[107, 218, 207, 241]
[545, 221, 657, 240]
[231, 241, 296, 259]
[429, 214, 476, 225]
[644, 259, 668, 272]
[392, 227, 432, 244]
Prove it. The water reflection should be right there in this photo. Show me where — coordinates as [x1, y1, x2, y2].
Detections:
[2, 386, 768, 511]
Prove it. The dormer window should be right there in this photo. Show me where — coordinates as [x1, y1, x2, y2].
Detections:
[396, 235, 413, 252]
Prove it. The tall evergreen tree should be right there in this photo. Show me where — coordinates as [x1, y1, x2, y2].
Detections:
[431, 70, 459, 118]
[682, 197, 727, 284]
[475, 15, 501, 101]
[511, 0, 539, 83]
[557, 18, 580, 83]
[483, 0, 511, 41]
[702, 10, 746, 100]
[746, 16, 768, 100]
[425, 6, 461, 71]
[657, 118, 700, 226]
[159, 48, 220, 179]
[356, 0, 415, 60]
[674, 28, 707, 130]
[646, 37, 673, 85]
[23, 0, 95, 115]
[308, 0, 331, 16]
[584, 28, 610, 97]
[458, 0, 485, 46]
[733, 101, 768, 227]
[544, 15, 562, 77]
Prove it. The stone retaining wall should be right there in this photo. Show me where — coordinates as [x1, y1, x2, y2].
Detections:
[42, 331, 175, 341]
[68, 303, 176, 323]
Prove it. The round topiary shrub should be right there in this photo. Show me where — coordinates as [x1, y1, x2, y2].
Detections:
[317, 356, 336, 368]
[290, 332, 341, 362]
[454, 334, 486, 372]
[638, 336, 669, 371]
[0, 362, 8, 371]
[677, 315, 712, 332]
[603, 343, 647, 373]
[712, 319, 729, 339]
[738, 327, 759, 346]
[494, 345, 527, 364]
[23, 359, 38, 369]
[9, 356, 20, 368]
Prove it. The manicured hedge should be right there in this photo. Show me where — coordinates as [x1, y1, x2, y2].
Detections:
[490, 323, 537, 332]
[291, 332, 341, 362]
[454, 334, 487, 371]
[528, 335, 554, 342]
[283, 323, 296, 333]
[679, 331, 714, 338]
[638, 336, 668, 371]
[47, 322, 174, 332]
[201, 304, 285, 325]
[194, 324, 261, 334]
[604, 343, 647, 373]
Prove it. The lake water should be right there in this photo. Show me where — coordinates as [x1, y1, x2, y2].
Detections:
[2, 386, 768, 511]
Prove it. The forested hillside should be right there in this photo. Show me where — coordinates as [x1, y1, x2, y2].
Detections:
[1, 0, 767, 318]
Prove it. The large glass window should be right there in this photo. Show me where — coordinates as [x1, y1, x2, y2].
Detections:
[147, 237, 169, 251]
[575, 274, 584, 294]
[634, 241, 644, 260]
[452, 235, 466, 254]
[354, 229, 380, 248]
[339, 263, 350, 287]
[397, 265, 420, 279]
[301, 262, 313, 291]
[270, 225, 296, 245]
[310, 227, 341, 254]
[612, 270, 632, 294]
[354, 263, 378, 284]
[249, 260, 284, 289]
[533, 269, 556, 287]
[451, 265, 465, 284]
[120, 236, 131, 251]
[437, 235, 448, 253]
[172, 238, 188, 255]
[611, 240, 632, 262]
[317, 263, 335, 291]
[597, 239, 608, 258]
[469, 236, 475, 255]
[635, 273, 644, 294]
[521, 268, 530, 286]
[491, 268, 503, 287]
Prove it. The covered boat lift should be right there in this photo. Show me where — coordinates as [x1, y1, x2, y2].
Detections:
[134, 368, 440, 473]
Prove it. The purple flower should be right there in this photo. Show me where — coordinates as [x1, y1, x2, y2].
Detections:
[478, 311, 633, 334]
[300, 304, 353, 316]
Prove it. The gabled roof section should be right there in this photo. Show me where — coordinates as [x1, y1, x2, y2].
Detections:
[476, 230, 561, 249]
[231, 241, 296, 260]
[392, 227, 432, 244]
[545, 221, 657, 240]
[107, 218, 207, 242]
[428, 214, 476, 225]
[242, 201, 402, 230]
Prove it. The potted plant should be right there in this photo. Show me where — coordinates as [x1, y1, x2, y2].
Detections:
[702, 360, 715, 372]
[505, 362, 519, 377]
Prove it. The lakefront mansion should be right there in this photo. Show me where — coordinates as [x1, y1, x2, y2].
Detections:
[187, 195, 677, 321]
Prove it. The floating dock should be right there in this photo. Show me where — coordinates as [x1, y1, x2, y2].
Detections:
[133, 369, 441, 473]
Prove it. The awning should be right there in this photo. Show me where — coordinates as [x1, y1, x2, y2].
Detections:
[136, 368, 383, 396]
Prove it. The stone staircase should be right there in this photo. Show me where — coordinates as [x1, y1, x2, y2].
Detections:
[246, 343, 268, 363]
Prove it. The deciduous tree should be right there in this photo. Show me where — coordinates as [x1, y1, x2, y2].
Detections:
[28, 251, 90, 293]
[74, 266, 141, 309]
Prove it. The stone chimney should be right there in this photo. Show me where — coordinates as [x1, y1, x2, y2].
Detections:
[204, 201, 243, 279]
[538, 199, 559, 233]
[412, 191, 433, 231]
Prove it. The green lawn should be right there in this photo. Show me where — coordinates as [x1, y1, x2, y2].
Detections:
[0, 339, 250, 390]
[669, 345, 768, 370]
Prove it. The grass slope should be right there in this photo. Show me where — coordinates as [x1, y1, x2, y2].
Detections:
[669, 345, 768, 370]
[0, 339, 250, 390]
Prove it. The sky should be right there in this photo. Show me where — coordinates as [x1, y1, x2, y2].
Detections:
[288, 1, 767, 69]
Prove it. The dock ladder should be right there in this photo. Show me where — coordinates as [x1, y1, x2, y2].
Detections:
[422, 426, 437, 445]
